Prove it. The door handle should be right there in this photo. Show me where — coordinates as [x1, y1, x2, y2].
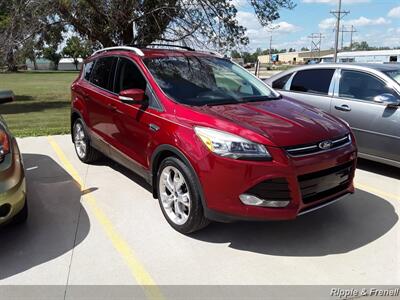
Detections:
[149, 123, 160, 132]
[334, 104, 351, 112]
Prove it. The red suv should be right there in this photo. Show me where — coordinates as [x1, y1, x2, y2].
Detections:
[71, 45, 357, 233]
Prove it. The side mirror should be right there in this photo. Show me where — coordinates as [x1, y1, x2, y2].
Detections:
[0, 90, 15, 104]
[373, 93, 400, 108]
[119, 89, 147, 104]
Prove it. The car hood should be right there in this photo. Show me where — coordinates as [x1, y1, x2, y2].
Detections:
[190, 97, 349, 147]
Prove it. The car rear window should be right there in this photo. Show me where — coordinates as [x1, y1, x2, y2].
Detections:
[290, 69, 335, 95]
[83, 61, 95, 81]
[272, 73, 292, 90]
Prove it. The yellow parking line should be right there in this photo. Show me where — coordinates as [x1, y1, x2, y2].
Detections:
[47, 136, 163, 299]
[355, 182, 400, 202]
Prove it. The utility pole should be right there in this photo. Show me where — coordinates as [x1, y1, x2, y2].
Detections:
[269, 35, 273, 64]
[349, 25, 357, 49]
[341, 25, 345, 50]
[339, 25, 357, 50]
[331, 0, 349, 62]
[266, 24, 280, 64]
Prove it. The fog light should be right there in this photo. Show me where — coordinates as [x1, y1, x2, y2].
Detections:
[239, 194, 290, 208]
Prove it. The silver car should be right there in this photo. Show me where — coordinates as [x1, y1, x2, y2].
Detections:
[265, 63, 400, 167]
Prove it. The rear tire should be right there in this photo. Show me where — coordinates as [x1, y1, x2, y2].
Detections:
[9, 198, 28, 225]
[72, 118, 102, 163]
[157, 157, 210, 234]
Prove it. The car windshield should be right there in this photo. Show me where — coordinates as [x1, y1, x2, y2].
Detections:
[143, 55, 279, 106]
[383, 69, 400, 84]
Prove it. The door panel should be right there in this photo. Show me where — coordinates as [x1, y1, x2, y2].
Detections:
[110, 57, 158, 170]
[331, 69, 400, 163]
[85, 57, 117, 145]
[280, 68, 336, 112]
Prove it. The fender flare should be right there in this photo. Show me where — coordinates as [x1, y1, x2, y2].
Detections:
[150, 144, 208, 210]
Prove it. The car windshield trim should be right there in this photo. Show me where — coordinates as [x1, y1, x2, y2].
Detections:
[143, 55, 279, 106]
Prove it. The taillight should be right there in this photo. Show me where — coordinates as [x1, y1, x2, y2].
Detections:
[0, 130, 10, 161]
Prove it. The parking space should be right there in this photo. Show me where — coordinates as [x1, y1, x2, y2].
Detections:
[0, 135, 399, 289]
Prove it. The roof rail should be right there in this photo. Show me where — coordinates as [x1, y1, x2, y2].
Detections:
[129, 43, 195, 51]
[92, 46, 144, 57]
[129, 43, 225, 57]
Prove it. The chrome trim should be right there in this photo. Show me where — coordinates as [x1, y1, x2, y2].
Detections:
[92, 46, 145, 57]
[298, 193, 350, 216]
[286, 134, 352, 157]
[287, 145, 318, 152]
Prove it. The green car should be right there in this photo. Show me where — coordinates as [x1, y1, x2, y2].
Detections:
[0, 90, 27, 226]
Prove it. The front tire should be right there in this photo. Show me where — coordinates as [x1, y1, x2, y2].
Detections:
[72, 119, 102, 163]
[157, 157, 209, 234]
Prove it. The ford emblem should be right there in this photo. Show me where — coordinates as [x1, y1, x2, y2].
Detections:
[319, 140, 333, 150]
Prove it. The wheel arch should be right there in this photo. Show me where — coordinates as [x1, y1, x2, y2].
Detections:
[150, 145, 207, 210]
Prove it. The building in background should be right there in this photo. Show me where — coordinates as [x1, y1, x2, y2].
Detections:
[26, 58, 83, 71]
[258, 50, 334, 65]
[59, 58, 83, 71]
[26, 58, 54, 70]
[321, 50, 400, 63]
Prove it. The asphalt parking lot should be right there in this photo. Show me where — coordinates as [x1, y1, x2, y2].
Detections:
[0, 135, 399, 292]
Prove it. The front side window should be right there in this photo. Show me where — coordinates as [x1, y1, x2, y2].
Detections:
[114, 58, 147, 94]
[339, 70, 399, 102]
[290, 69, 335, 95]
[143, 55, 279, 106]
[90, 57, 117, 91]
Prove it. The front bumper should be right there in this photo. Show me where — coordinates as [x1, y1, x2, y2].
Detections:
[195, 141, 357, 222]
[0, 138, 26, 225]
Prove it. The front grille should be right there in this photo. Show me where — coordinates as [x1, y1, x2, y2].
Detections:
[298, 161, 353, 204]
[246, 178, 291, 201]
[285, 134, 351, 157]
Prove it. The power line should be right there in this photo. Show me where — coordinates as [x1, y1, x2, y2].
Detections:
[331, 0, 350, 62]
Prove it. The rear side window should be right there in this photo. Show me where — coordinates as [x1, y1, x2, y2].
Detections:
[272, 73, 292, 90]
[83, 61, 95, 81]
[290, 69, 335, 95]
[90, 57, 117, 91]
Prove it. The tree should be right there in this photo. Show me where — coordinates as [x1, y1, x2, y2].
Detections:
[300, 47, 309, 51]
[43, 47, 62, 70]
[288, 47, 296, 52]
[53, 0, 295, 50]
[230, 50, 241, 58]
[0, 0, 56, 71]
[62, 36, 92, 70]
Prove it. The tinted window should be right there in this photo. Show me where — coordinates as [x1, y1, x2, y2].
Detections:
[272, 73, 292, 90]
[290, 69, 335, 95]
[339, 70, 398, 101]
[83, 61, 95, 81]
[90, 57, 117, 91]
[114, 58, 147, 94]
[143, 56, 278, 106]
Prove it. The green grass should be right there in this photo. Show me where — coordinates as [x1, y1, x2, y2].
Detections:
[0, 72, 78, 137]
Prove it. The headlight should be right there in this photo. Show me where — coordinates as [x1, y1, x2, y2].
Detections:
[0, 129, 10, 162]
[194, 126, 271, 160]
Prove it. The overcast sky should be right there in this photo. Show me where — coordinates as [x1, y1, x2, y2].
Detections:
[236, 0, 400, 51]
